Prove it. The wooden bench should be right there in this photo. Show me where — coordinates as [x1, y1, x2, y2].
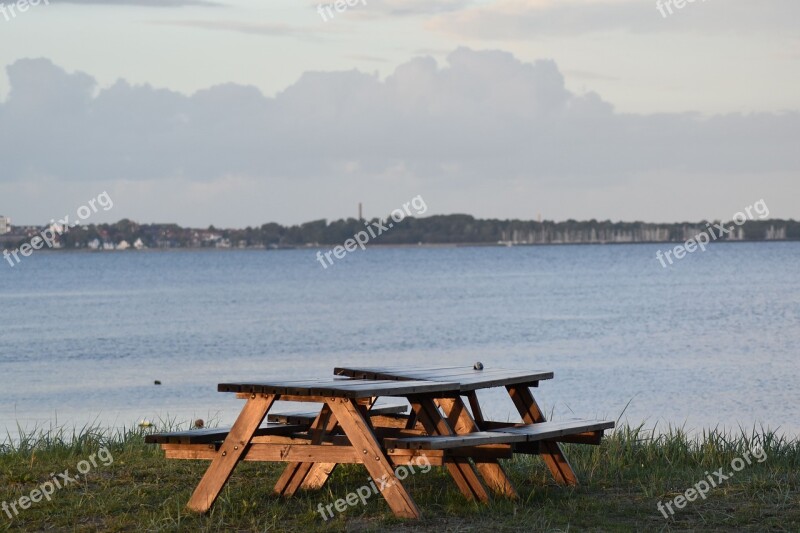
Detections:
[146, 403, 409, 445]
[145, 423, 308, 445]
[384, 419, 614, 450]
[267, 403, 408, 425]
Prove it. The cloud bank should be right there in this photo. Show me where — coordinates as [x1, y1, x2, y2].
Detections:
[1, 49, 798, 188]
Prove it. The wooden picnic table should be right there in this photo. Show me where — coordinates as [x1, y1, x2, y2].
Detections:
[146, 366, 614, 520]
[333, 364, 584, 492]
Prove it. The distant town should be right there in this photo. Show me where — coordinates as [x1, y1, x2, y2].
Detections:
[0, 214, 798, 252]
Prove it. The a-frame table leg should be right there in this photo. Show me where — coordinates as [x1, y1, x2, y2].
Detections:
[298, 398, 376, 491]
[327, 398, 421, 519]
[187, 394, 277, 513]
[506, 385, 578, 486]
[409, 397, 492, 502]
[274, 403, 338, 496]
[437, 396, 518, 498]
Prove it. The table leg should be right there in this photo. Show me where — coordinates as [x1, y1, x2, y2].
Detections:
[410, 398, 492, 502]
[274, 404, 338, 496]
[327, 398, 421, 519]
[299, 462, 337, 491]
[187, 394, 276, 513]
[437, 397, 518, 498]
[466, 391, 486, 427]
[506, 385, 578, 486]
[300, 400, 384, 491]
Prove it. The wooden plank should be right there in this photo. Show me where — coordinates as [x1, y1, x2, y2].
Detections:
[369, 414, 412, 429]
[479, 421, 520, 431]
[437, 397, 518, 499]
[162, 442, 445, 465]
[274, 404, 337, 497]
[506, 385, 578, 486]
[186, 394, 276, 513]
[162, 442, 513, 463]
[466, 391, 486, 427]
[145, 423, 306, 445]
[167, 444, 362, 463]
[388, 446, 512, 462]
[268, 403, 407, 425]
[384, 422, 613, 450]
[410, 398, 491, 503]
[296, 400, 407, 492]
[553, 432, 605, 445]
[249, 435, 312, 445]
[335, 366, 459, 379]
[385, 431, 528, 450]
[294, 400, 353, 493]
[334, 366, 554, 392]
[219, 379, 460, 398]
[299, 462, 337, 491]
[327, 398, 421, 519]
[451, 372, 550, 392]
[497, 419, 614, 441]
[382, 419, 614, 450]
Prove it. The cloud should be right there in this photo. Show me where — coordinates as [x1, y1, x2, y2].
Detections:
[150, 19, 326, 39]
[313, 0, 473, 18]
[55, 0, 222, 6]
[426, 0, 800, 39]
[347, 54, 391, 63]
[0, 50, 798, 188]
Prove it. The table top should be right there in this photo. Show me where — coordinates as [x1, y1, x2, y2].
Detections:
[333, 365, 553, 392]
[218, 378, 461, 398]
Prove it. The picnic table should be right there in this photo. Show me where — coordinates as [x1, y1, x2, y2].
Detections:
[146, 365, 615, 519]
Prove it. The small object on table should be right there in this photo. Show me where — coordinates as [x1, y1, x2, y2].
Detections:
[473, 362, 484, 370]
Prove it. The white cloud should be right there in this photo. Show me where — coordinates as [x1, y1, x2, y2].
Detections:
[1, 49, 799, 225]
[2, 51, 798, 189]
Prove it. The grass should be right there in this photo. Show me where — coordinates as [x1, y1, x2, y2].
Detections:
[0, 421, 798, 532]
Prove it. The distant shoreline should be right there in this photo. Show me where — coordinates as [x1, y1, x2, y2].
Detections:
[3, 215, 798, 253]
[7, 239, 799, 255]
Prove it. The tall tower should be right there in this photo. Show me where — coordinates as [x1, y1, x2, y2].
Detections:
[358, 202, 363, 221]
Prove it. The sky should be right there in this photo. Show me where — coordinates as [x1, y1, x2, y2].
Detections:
[0, 0, 798, 227]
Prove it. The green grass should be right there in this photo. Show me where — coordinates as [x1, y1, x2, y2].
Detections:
[0, 422, 797, 532]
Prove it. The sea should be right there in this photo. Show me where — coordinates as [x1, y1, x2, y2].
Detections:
[1, 242, 798, 439]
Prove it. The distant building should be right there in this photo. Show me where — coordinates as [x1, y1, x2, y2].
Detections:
[0, 216, 10, 235]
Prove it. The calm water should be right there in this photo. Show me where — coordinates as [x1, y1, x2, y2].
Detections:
[1, 243, 798, 438]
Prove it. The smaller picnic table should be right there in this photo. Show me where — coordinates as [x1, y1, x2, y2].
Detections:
[333, 365, 596, 494]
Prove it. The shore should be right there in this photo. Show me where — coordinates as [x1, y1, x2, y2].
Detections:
[1, 424, 797, 531]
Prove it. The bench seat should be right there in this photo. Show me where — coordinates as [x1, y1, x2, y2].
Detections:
[384, 419, 614, 450]
[267, 403, 407, 425]
[144, 423, 308, 445]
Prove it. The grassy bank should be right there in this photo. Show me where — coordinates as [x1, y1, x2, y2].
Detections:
[1, 423, 797, 532]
